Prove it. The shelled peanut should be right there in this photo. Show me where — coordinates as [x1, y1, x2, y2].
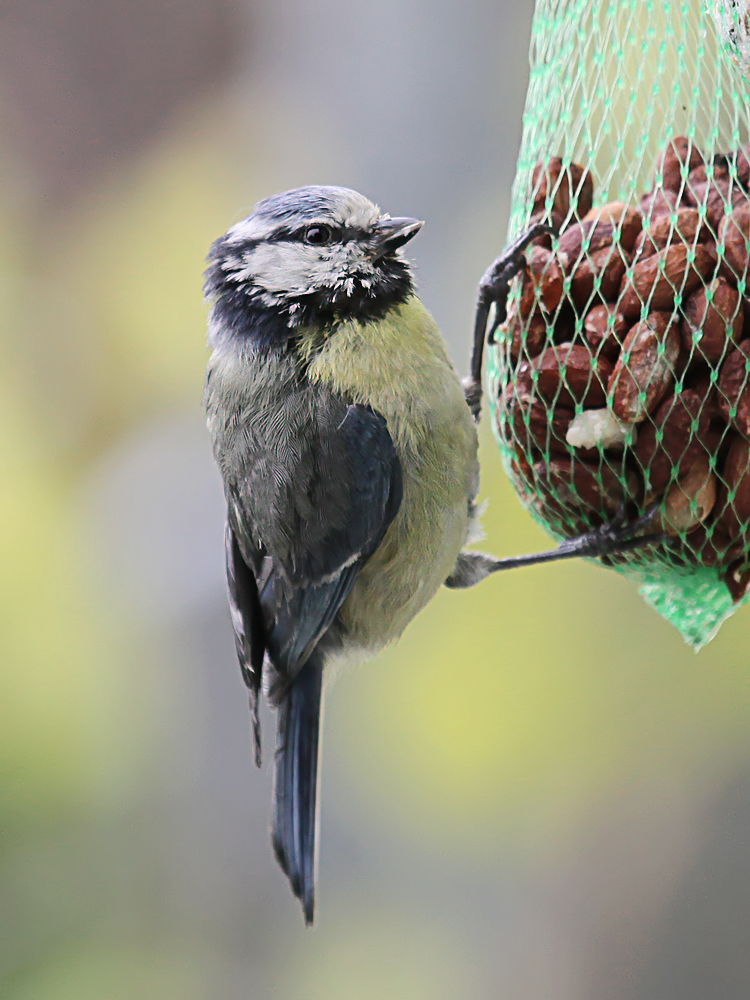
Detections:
[500, 137, 750, 599]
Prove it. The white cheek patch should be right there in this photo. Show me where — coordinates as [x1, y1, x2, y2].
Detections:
[244, 243, 378, 299]
[247, 244, 332, 295]
[223, 244, 310, 289]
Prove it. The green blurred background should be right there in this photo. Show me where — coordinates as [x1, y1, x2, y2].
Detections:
[3, 2, 750, 997]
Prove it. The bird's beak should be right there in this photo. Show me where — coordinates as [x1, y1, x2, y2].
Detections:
[372, 217, 424, 254]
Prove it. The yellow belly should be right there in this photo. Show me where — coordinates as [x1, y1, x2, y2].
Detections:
[340, 455, 470, 649]
[297, 295, 478, 654]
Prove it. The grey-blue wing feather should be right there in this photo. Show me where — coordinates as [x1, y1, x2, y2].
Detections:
[258, 562, 360, 683]
[227, 400, 402, 693]
[216, 382, 401, 924]
[225, 523, 265, 766]
[256, 403, 402, 684]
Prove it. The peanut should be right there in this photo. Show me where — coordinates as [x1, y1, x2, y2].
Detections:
[617, 243, 718, 319]
[681, 277, 742, 363]
[608, 312, 681, 422]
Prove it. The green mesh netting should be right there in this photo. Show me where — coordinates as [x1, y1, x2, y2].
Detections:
[489, 0, 750, 648]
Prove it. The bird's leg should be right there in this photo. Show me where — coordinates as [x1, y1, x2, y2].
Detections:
[483, 501, 665, 573]
[462, 221, 557, 422]
[446, 502, 665, 588]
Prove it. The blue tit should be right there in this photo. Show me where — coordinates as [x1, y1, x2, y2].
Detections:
[203, 188, 661, 925]
[203, 185, 500, 924]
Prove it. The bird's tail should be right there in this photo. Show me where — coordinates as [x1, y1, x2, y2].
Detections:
[272, 654, 324, 925]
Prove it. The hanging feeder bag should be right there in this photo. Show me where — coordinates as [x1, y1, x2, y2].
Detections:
[490, 0, 750, 647]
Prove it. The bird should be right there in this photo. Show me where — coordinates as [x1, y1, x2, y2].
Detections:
[203, 184, 501, 924]
[203, 185, 661, 924]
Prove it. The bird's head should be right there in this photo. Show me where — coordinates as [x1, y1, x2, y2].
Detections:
[205, 186, 423, 346]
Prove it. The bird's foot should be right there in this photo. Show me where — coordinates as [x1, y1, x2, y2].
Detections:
[466, 221, 558, 422]
[483, 501, 665, 573]
[477, 222, 558, 345]
[553, 501, 665, 561]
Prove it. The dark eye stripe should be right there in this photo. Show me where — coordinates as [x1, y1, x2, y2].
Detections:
[282, 225, 369, 244]
[222, 226, 371, 253]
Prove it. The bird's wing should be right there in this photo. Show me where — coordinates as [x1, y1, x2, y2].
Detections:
[223, 392, 401, 922]
[225, 396, 402, 711]
[225, 523, 267, 766]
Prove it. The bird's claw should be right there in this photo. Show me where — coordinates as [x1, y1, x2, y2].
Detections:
[477, 221, 557, 316]
[556, 500, 665, 561]
[481, 500, 666, 575]
[467, 221, 558, 419]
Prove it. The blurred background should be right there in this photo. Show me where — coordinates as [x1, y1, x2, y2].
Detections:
[3, 1, 750, 997]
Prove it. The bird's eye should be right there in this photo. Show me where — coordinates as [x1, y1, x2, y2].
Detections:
[303, 225, 333, 245]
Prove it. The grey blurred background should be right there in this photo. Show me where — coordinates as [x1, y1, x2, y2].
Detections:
[3, 1, 750, 998]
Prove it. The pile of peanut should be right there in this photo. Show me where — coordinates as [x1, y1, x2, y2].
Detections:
[501, 138, 750, 600]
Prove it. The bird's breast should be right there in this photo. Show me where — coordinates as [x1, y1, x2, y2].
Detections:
[299, 295, 479, 651]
